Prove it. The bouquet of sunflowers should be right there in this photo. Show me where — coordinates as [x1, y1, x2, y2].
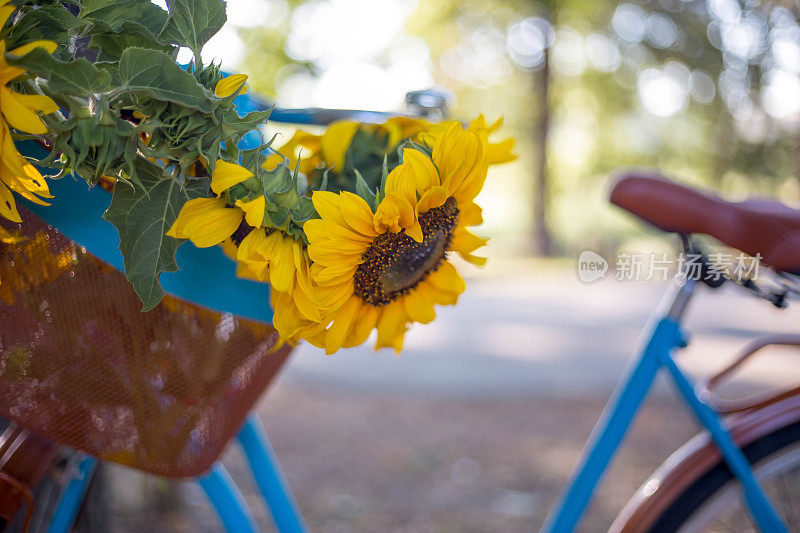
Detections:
[0, 0, 514, 354]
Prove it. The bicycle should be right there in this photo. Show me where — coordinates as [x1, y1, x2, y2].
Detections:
[2, 84, 800, 532]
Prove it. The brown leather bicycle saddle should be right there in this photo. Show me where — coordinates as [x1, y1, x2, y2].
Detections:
[609, 171, 800, 273]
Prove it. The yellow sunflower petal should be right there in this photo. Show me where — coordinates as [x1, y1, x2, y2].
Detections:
[451, 228, 488, 266]
[445, 133, 485, 200]
[211, 159, 253, 195]
[403, 285, 436, 324]
[311, 190, 349, 229]
[375, 300, 407, 352]
[325, 295, 362, 354]
[264, 232, 296, 293]
[214, 73, 248, 98]
[451, 159, 488, 205]
[315, 278, 354, 310]
[279, 130, 322, 170]
[0, 87, 48, 134]
[0, 5, 14, 29]
[236, 195, 265, 227]
[304, 217, 374, 245]
[321, 121, 359, 173]
[262, 152, 283, 171]
[0, 180, 20, 222]
[0, 122, 27, 177]
[373, 195, 402, 234]
[451, 228, 488, 254]
[293, 282, 323, 323]
[374, 194, 415, 234]
[0, 161, 50, 205]
[423, 272, 464, 306]
[417, 186, 449, 213]
[312, 263, 358, 285]
[307, 246, 361, 268]
[431, 124, 487, 203]
[486, 137, 516, 164]
[402, 147, 439, 192]
[383, 116, 429, 147]
[166, 197, 242, 247]
[344, 303, 379, 348]
[8, 40, 57, 57]
[459, 251, 487, 266]
[469, 114, 488, 131]
[1, 173, 48, 205]
[405, 221, 423, 243]
[236, 261, 263, 282]
[20, 162, 52, 197]
[293, 255, 323, 322]
[468, 115, 516, 164]
[221, 238, 238, 259]
[272, 290, 327, 343]
[237, 229, 269, 281]
[307, 239, 365, 265]
[339, 191, 379, 236]
[13, 93, 58, 114]
[427, 262, 466, 297]
[384, 164, 416, 204]
[431, 122, 462, 174]
[459, 201, 483, 227]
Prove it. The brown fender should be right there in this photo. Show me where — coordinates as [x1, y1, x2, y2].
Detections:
[610, 393, 800, 532]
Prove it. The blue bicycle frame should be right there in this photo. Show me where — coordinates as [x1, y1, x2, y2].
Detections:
[45, 416, 308, 533]
[542, 277, 788, 532]
[24, 90, 790, 531]
[44, 277, 790, 533]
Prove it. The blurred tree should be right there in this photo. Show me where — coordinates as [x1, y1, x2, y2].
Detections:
[236, 0, 311, 99]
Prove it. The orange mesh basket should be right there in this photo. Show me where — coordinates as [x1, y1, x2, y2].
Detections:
[0, 205, 292, 478]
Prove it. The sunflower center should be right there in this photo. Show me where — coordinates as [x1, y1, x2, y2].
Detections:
[354, 197, 459, 306]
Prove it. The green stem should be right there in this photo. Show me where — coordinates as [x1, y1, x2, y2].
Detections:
[193, 52, 202, 75]
[25, 79, 67, 123]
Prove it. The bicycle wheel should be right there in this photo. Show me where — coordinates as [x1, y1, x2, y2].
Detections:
[648, 419, 800, 532]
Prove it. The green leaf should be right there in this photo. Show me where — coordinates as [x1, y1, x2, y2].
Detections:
[7, 6, 89, 49]
[290, 196, 317, 226]
[104, 159, 210, 311]
[376, 155, 388, 205]
[90, 21, 174, 60]
[83, 1, 171, 60]
[82, 0, 168, 37]
[6, 48, 112, 95]
[220, 109, 271, 138]
[354, 168, 377, 210]
[117, 47, 215, 112]
[158, 0, 226, 56]
[80, 0, 122, 12]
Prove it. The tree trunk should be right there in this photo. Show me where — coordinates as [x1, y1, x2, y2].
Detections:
[532, 48, 553, 256]
[796, 132, 800, 199]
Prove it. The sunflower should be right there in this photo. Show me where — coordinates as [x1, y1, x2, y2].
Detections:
[417, 115, 516, 165]
[304, 122, 493, 354]
[274, 120, 360, 175]
[381, 116, 430, 149]
[0, 3, 59, 222]
[166, 159, 257, 247]
[270, 115, 515, 187]
[167, 159, 327, 334]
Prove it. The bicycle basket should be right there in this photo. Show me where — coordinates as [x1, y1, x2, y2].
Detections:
[0, 186, 291, 478]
